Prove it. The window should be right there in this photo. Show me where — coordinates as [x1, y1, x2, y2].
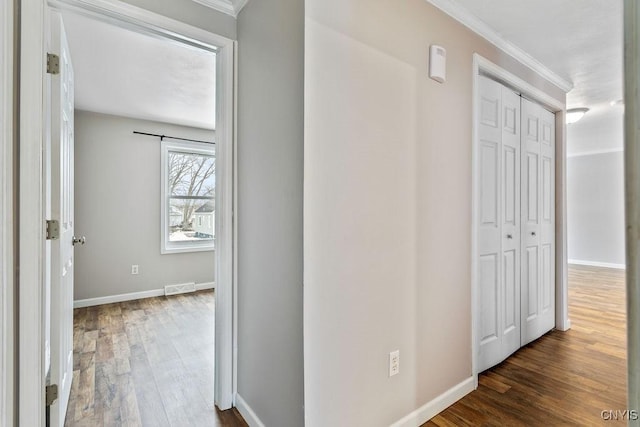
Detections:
[161, 140, 215, 254]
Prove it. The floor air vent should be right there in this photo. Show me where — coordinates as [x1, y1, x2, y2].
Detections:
[164, 282, 196, 296]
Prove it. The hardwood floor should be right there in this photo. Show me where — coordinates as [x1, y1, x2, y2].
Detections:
[64, 290, 247, 427]
[67, 267, 627, 426]
[426, 265, 627, 426]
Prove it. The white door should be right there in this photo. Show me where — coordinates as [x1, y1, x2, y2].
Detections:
[520, 97, 555, 345]
[49, 11, 75, 427]
[477, 76, 522, 372]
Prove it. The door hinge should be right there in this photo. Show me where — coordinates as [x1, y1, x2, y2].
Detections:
[45, 384, 58, 407]
[46, 53, 59, 75]
[46, 219, 60, 240]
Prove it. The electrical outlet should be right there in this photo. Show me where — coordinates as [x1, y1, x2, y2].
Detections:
[131, 265, 139, 275]
[389, 350, 400, 377]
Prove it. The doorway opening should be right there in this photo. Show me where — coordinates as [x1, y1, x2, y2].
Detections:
[565, 98, 627, 413]
[54, 8, 222, 426]
[18, 1, 235, 425]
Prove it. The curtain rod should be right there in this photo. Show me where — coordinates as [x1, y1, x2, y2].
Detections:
[133, 131, 215, 145]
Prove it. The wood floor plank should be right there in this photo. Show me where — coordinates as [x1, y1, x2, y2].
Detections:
[423, 265, 627, 426]
[66, 267, 623, 426]
[64, 290, 247, 427]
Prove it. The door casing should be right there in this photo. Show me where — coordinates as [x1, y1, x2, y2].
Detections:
[1, 0, 15, 425]
[19, 0, 237, 424]
[471, 53, 569, 387]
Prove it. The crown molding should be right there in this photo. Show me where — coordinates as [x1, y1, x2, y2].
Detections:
[191, 0, 249, 17]
[425, 0, 573, 93]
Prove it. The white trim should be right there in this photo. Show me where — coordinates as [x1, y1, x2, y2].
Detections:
[475, 54, 564, 112]
[73, 281, 216, 308]
[190, 0, 249, 18]
[470, 54, 479, 389]
[555, 111, 571, 332]
[232, 39, 239, 405]
[568, 259, 626, 270]
[191, 0, 234, 16]
[20, 0, 237, 420]
[390, 377, 475, 427]
[471, 54, 569, 383]
[425, 0, 573, 93]
[1, 0, 14, 424]
[234, 0, 250, 15]
[213, 30, 235, 411]
[235, 394, 266, 427]
[567, 148, 624, 158]
[49, 0, 228, 51]
[20, 0, 47, 424]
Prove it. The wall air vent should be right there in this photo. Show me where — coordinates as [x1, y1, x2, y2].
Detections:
[164, 282, 197, 296]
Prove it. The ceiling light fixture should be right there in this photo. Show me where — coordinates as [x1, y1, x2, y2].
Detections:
[566, 107, 589, 124]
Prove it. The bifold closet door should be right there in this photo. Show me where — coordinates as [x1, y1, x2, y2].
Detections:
[520, 98, 556, 345]
[477, 76, 522, 372]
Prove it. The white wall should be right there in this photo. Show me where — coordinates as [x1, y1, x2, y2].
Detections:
[566, 108, 625, 267]
[566, 108, 623, 157]
[74, 110, 215, 301]
[236, 0, 305, 426]
[567, 151, 625, 267]
[304, 1, 566, 425]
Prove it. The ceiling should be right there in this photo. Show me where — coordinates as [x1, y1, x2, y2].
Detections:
[62, 12, 216, 130]
[449, 0, 623, 118]
[63, 1, 622, 137]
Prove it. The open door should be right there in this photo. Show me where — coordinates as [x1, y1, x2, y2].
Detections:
[47, 11, 76, 426]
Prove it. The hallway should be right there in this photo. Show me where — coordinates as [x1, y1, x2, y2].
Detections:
[427, 265, 627, 426]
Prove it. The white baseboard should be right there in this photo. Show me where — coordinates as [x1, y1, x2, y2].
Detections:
[568, 259, 626, 270]
[390, 377, 475, 427]
[73, 281, 215, 308]
[235, 393, 266, 427]
[195, 281, 216, 291]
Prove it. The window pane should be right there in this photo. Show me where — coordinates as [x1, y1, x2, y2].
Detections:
[169, 198, 215, 242]
[169, 151, 215, 197]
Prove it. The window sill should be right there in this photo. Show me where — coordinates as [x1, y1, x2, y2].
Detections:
[161, 243, 215, 255]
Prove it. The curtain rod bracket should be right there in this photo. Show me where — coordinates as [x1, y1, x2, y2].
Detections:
[133, 131, 215, 145]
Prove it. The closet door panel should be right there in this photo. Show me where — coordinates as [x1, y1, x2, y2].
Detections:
[500, 86, 521, 357]
[521, 99, 555, 345]
[539, 109, 556, 332]
[477, 76, 504, 371]
[478, 77, 523, 371]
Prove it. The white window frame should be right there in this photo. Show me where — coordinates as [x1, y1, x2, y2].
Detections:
[161, 139, 216, 254]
